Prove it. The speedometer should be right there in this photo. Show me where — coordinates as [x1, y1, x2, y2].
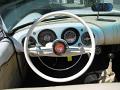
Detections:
[38, 29, 57, 46]
[81, 32, 91, 46]
[61, 28, 79, 45]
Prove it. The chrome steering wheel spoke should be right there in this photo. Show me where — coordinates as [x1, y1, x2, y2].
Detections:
[28, 46, 53, 57]
[68, 46, 92, 55]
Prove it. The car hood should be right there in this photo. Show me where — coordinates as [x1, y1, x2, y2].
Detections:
[61, 7, 120, 15]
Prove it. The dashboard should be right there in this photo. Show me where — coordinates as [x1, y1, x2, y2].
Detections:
[12, 22, 104, 52]
[10, 13, 120, 53]
[8, 14, 120, 81]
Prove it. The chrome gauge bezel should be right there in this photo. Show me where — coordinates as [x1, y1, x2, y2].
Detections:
[81, 32, 91, 46]
[38, 29, 57, 46]
[22, 36, 36, 47]
[61, 28, 80, 45]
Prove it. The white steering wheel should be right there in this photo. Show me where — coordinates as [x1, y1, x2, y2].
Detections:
[24, 11, 95, 82]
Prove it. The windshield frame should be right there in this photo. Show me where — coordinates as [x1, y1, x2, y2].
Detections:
[0, 0, 120, 34]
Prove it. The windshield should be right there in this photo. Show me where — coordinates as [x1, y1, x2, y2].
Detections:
[0, 0, 120, 33]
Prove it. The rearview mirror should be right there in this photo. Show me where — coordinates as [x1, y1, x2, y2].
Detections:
[91, 3, 113, 12]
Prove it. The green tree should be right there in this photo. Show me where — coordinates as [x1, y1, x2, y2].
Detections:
[85, 0, 100, 6]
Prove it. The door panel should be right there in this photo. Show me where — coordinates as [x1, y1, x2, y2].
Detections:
[0, 38, 21, 89]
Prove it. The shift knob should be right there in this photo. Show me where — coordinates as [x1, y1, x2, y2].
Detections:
[108, 53, 114, 60]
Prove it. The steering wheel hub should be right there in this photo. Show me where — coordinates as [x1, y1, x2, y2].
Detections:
[53, 40, 67, 55]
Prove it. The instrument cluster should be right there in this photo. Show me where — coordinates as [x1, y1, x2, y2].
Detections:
[17, 23, 104, 51]
[13, 23, 104, 52]
[23, 26, 93, 47]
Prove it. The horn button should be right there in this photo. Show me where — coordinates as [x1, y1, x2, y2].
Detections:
[53, 40, 67, 55]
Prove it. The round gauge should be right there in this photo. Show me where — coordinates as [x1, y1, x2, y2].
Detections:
[38, 29, 57, 46]
[61, 28, 79, 45]
[22, 36, 36, 47]
[81, 32, 91, 46]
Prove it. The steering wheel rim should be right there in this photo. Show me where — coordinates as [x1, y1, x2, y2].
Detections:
[24, 11, 95, 82]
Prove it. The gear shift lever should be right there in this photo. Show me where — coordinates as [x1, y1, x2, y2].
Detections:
[108, 53, 114, 61]
[99, 53, 115, 83]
